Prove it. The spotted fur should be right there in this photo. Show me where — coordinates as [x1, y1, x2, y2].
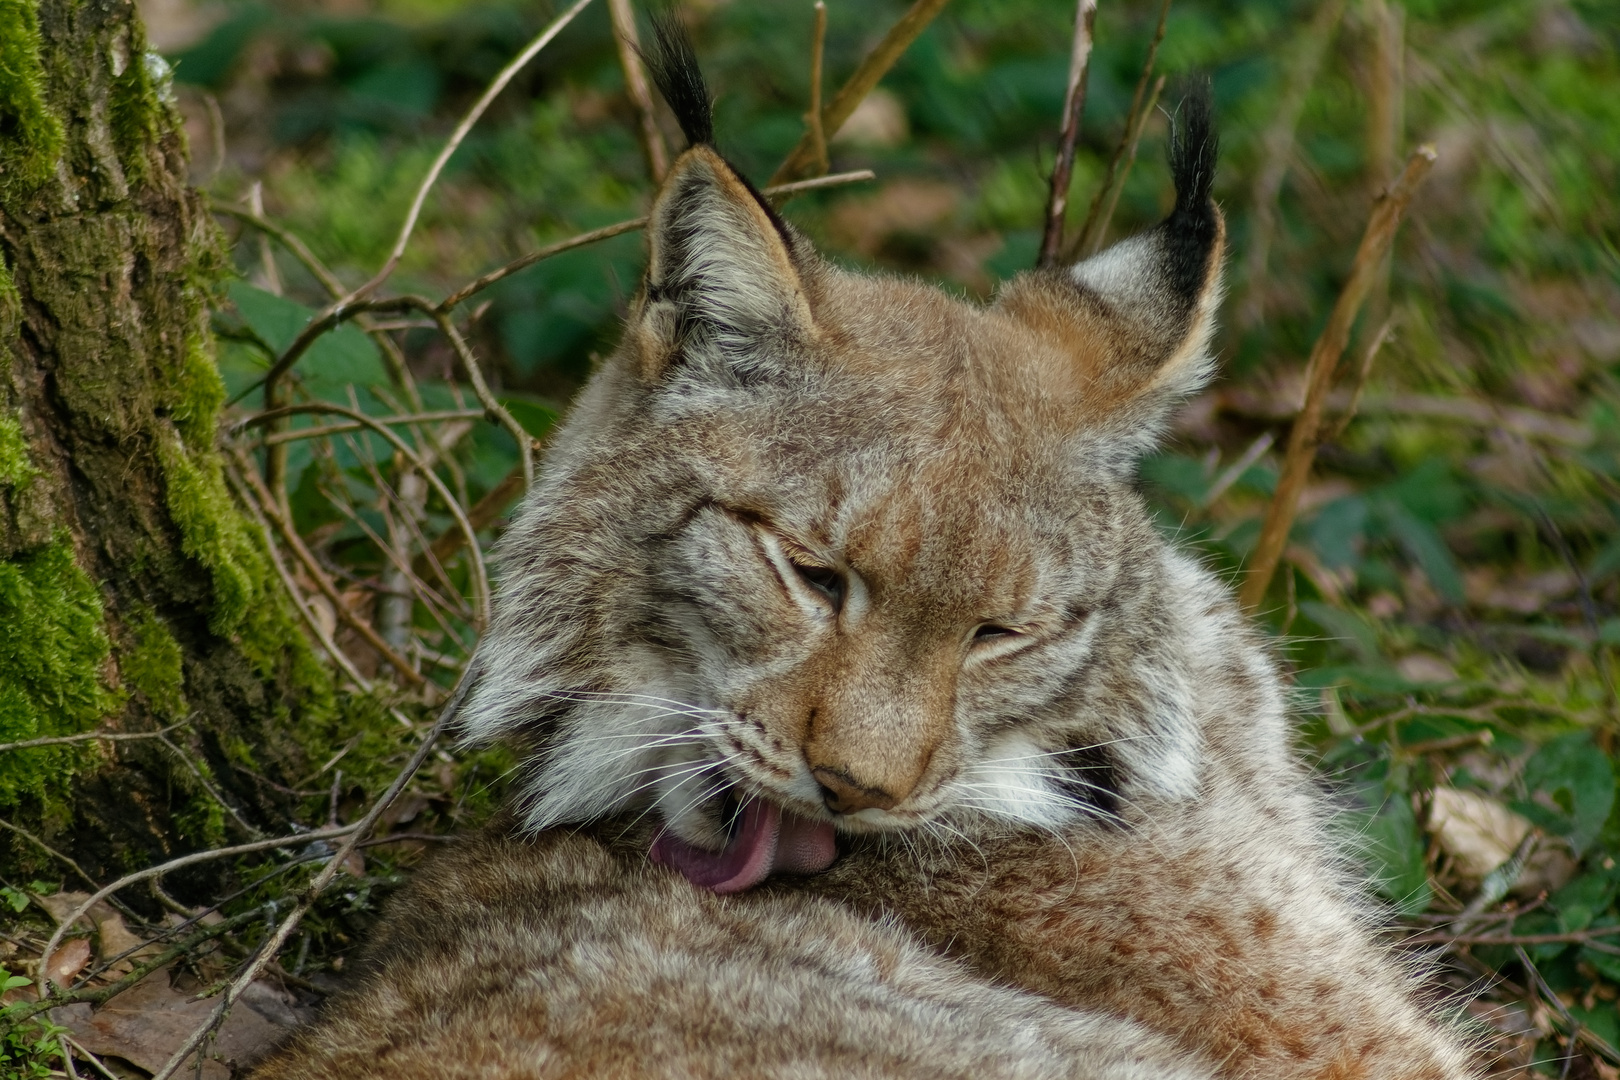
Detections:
[254, 824, 1214, 1079]
[263, 43, 1478, 1079]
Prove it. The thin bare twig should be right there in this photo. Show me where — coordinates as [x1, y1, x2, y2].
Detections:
[255, 0, 592, 500]
[35, 824, 360, 998]
[430, 309, 535, 493]
[230, 447, 427, 684]
[1198, 431, 1274, 509]
[0, 723, 186, 755]
[1238, 145, 1436, 614]
[212, 202, 345, 297]
[807, 2, 830, 176]
[770, 0, 953, 184]
[1214, 386, 1594, 446]
[608, 0, 670, 183]
[1037, 0, 1098, 268]
[1070, 0, 1169, 259]
[1072, 75, 1164, 259]
[1322, 316, 1392, 442]
[240, 404, 491, 629]
[148, 674, 474, 1080]
[0, 818, 100, 891]
[248, 183, 282, 296]
[262, 409, 487, 445]
[354, 0, 596, 303]
[157, 734, 263, 840]
[223, 459, 375, 691]
[437, 170, 874, 313]
[414, 460, 528, 579]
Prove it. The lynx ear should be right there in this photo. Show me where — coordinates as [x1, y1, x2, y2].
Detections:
[632, 146, 817, 384]
[1000, 86, 1225, 471]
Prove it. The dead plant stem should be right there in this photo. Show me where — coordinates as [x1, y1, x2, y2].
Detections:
[148, 675, 473, 1080]
[608, 0, 669, 182]
[1037, 0, 1099, 268]
[808, 2, 830, 176]
[1070, 0, 1170, 259]
[1238, 144, 1436, 614]
[230, 448, 428, 683]
[770, 0, 952, 184]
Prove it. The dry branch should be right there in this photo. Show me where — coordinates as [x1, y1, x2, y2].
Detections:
[225, 459, 377, 691]
[1071, 73, 1164, 259]
[807, 2, 831, 176]
[239, 404, 492, 629]
[415, 459, 529, 578]
[35, 824, 360, 999]
[608, 0, 670, 183]
[1071, 0, 1171, 260]
[770, 0, 953, 184]
[230, 448, 428, 684]
[147, 675, 473, 1080]
[1037, 0, 1099, 268]
[1237, 144, 1436, 614]
[0, 723, 186, 755]
[353, 0, 596, 302]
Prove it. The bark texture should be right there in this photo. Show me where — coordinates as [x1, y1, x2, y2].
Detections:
[0, 0, 355, 890]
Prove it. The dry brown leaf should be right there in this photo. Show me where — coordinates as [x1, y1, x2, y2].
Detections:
[1427, 786, 1575, 895]
[59, 966, 307, 1079]
[1396, 653, 1458, 684]
[832, 88, 909, 148]
[34, 890, 158, 973]
[47, 938, 92, 985]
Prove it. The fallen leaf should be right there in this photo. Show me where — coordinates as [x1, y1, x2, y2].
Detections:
[59, 966, 309, 1079]
[35, 890, 158, 974]
[831, 88, 908, 148]
[47, 938, 92, 985]
[1427, 786, 1575, 895]
[1396, 653, 1458, 684]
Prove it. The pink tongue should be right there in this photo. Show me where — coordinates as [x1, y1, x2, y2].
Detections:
[650, 798, 837, 894]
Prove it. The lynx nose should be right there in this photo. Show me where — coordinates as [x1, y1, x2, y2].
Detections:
[812, 766, 902, 814]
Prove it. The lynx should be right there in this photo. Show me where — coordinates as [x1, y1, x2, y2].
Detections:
[259, 25, 1478, 1080]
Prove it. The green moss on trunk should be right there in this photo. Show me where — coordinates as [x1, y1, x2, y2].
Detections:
[0, 536, 122, 813]
[0, 0, 64, 201]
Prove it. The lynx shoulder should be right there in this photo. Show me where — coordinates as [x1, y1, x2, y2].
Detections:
[254, 822, 1210, 1079]
[261, 23, 1479, 1080]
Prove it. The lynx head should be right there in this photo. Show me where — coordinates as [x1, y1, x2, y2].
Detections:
[458, 32, 1226, 893]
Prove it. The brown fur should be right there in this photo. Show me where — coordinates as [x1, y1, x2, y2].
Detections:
[261, 92, 1477, 1078]
[255, 824, 1211, 1080]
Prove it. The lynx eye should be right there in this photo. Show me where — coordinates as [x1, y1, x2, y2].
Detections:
[972, 624, 1021, 642]
[792, 561, 845, 609]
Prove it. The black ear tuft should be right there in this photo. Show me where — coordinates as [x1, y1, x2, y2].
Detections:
[1163, 78, 1220, 304]
[645, 12, 714, 148]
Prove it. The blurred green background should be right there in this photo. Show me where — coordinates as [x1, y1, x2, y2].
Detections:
[147, 0, 1620, 1065]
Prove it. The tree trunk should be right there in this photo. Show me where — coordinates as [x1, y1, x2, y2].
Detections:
[0, 0, 351, 892]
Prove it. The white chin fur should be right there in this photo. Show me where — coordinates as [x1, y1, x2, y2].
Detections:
[951, 731, 1093, 829]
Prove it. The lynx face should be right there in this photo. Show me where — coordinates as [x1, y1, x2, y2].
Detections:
[459, 100, 1225, 892]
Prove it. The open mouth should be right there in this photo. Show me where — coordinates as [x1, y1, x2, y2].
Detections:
[649, 791, 838, 894]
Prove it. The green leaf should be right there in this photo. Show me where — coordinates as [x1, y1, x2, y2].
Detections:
[1581, 944, 1620, 985]
[1298, 601, 1382, 664]
[0, 885, 26, 913]
[227, 283, 387, 397]
[1553, 872, 1616, 933]
[1374, 499, 1466, 604]
[1522, 733, 1616, 854]
[1359, 793, 1432, 915]
[1308, 497, 1368, 570]
[499, 397, 558, 442]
